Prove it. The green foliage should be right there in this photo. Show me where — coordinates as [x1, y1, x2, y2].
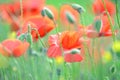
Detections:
[0, 22, 10, 42]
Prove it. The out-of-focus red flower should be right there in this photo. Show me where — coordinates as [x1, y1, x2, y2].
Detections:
[22, 0, 45, 18]
[60, 5, 79, 25]
[92, 0, 115, 16]
[86, 15, 117, 38]
[47, 31, 86, 63]
[21, 15, 55, 40]
[0, 39, 29, 57]
[0, 0, 45, 31]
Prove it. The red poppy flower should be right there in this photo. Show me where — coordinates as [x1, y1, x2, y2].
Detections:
[0, 0, 45, 31]
[0, 39, 29, 57]
[86, 15, 116, 38]
[21, 15, 55, 40]
[47, 33, 62, 58]
[60, 5, 79, 25]
[47, 31, 85, 63]
[60, 31, 82, 50]
[92, 0, 115, 16]
[64, 53, 83, 63]
[22, 0, 45, 18]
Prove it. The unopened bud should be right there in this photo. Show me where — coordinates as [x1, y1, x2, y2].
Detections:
[44, 7, 54, 20]
[41, 9, 46, 17]
[65, 11, 76, 24]
[71, 4, 85, 13]
[94, 19, 102, 32]
[71, 49, 80, 54]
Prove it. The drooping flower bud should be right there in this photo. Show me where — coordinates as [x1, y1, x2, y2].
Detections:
[41, 9, 46, 17]
[65, 11, 76, 24]
[71, 3, 85, 13]
[43, 7, 54, 20]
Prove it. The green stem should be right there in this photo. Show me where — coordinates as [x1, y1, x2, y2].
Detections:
[20, 0, 23, 33]
[32, 28, 47, 48]
[101, 0, 116, 41]
[53, 19, 59, 34]
[115, 0, 120, 28]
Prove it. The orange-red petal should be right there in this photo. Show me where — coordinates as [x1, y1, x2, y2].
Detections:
[64, 53, 83, 63]
[47, 44, 62, 58]
[13, 41, 29, 57]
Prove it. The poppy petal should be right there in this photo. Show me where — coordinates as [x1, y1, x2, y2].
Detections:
[13, 42, 29, 57]
[47, 44, 62, 58]
[64, 53, 83, 63]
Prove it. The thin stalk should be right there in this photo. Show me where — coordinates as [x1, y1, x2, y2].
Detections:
[102, 0, 117, 66]
[115, 0, 120, 28]
[32, 28, 47, 47]
[97, 38, 104, 80]
[91, 38, 98, 79]
[20, 0, 23, 33]
[53, 19, 59, 34]
[101, 0, 116, 41]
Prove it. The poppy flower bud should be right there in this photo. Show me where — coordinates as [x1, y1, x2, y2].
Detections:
[93, 19, 102, 32]
[43, 7, 54, 20]
[71, 3, 85, 13]
[41, 9, 46, 17]
[65, 11, 76, 24]
[71, 49, 80, 54]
